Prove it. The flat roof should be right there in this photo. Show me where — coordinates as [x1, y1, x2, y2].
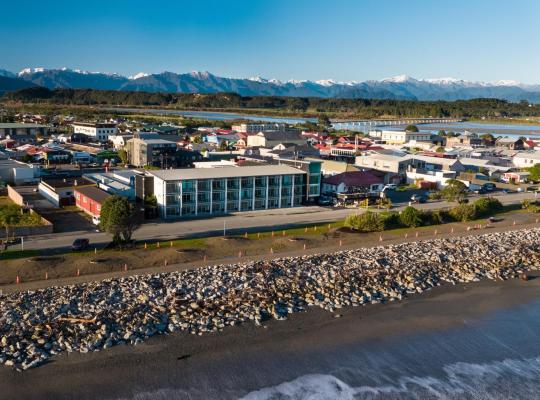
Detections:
[75, 186, 112, 203]
[147, 164, 305, 181]
[0, 123, 49, 129]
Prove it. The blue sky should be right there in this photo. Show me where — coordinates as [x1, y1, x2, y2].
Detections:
[2, 0, 540, 83]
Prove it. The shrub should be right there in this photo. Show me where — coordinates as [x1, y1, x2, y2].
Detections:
[345, 212, 384, 232]
[380, 211, 402, 230]
[428, 191, 443, 200]
[474, 197, 503, 217]
[400, 206, 422, 227]
[449, 204, 477, 222]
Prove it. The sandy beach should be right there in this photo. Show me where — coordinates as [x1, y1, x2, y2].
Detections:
[2, 272, 540, 400]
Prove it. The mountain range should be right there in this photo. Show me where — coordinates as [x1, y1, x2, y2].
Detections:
[2, 67, 540, 102]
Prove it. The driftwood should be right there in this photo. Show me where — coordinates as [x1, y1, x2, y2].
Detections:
[57, 317, 97, 324]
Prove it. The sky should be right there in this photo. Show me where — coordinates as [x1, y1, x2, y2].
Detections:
[2, 0, 540, 83]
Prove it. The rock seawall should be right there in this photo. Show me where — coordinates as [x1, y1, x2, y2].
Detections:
[1, 228, 539, 371]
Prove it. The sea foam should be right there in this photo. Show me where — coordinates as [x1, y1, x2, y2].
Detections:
[240, 356, 540, 400]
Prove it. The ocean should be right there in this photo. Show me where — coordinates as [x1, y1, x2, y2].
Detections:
[120, 299, 540, 400]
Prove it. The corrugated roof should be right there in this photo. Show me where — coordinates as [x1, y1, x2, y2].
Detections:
[147, 165, 305, 181]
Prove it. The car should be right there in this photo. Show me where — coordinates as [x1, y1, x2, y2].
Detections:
[318, 198, 334, 206]
[410, 194, 427, 203]
[71, 238, 90, 251]
[383, 184, 397, 190]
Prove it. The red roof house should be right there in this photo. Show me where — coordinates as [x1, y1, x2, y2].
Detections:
[322, 171, 384, 195]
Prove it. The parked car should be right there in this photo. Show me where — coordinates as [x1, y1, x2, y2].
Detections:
[71, 238, 90, 251]
[410, 194, 427, 203]
[383, 184, 397, 191]
[318, 198, 334, 206]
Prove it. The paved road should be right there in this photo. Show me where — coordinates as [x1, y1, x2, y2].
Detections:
[18, 191, 538, 252]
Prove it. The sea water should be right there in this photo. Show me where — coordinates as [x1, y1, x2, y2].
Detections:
[122, 299, 540, 399]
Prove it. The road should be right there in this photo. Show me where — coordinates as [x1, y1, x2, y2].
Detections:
[19, 191, 538, 252]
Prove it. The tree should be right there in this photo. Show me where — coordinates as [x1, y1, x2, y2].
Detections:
[440, 179, 468, 203]
[0, 204, 21, 240]
[435, 146, 445, 153]
[405, 125, 419, 132]
[219, 140, 228, 151]
[318, 115, 332, 128]
[344, 212, 384, 232]
[99, 196, 140, 244]
[528, 164, 540, 182]
[449, 204, 477, 222]
[474, 197, 503, 217]
[143, 194, 158, 219]
[118, 148, 129, 165]
[400, 206, 422, 227]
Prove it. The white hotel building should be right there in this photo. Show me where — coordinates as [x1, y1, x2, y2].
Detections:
[72, 122, 117, 142]
[144, 165, 310, 219]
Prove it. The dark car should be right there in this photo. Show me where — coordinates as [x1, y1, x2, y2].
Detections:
[410, 194, 427, 204]
[71, 238, 90, 251]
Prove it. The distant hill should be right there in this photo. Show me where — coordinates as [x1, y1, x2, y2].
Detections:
[3, 67, 540, 102]
[0, 76, 37, 95]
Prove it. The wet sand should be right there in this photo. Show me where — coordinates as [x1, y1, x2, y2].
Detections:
[2, 273, 540, 400]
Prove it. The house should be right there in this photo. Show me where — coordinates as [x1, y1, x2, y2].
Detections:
[502, 171, 530, 183]
[322, 171, 384, 196]
[72, 122, 117, 142]
[38, 177, 94, 207]
[246, 130, 306, 148]
[74, 186, 112, 224]
[109, 134, 133, 150]
[369, 129, 433, 144]
[126, 136, 178, 167]
[446, 132, 484, 148]
[495, 137, 525, 150]
[512, 152, 540, 168]
[405, 155, 466, 188]
[142, 165, 310, 219]
[355, 153, 411, 175]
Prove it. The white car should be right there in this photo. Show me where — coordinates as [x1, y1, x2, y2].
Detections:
[383, 184, 397, 190]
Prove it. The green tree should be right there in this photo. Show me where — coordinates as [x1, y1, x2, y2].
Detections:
[435, 146, 445, 153]
[528, 164, 540, 182]
[400, 206, 422, 227]
[318, 115, 332, 128]
[344, 212, 384, 232]
[474, 197, 503, 217]
[143, 194, 158, 219]
[405, 125, 419, 132]
[440, 179, 468, 203]
[449, 204, 477, 222]
[99, 196, 140, 244]
[219, 140, 228, 151]
[0, 204, 21, 239]
[117, 148, 129, 165]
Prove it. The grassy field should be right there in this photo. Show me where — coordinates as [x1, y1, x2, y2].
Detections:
[0, 210, 538, 287]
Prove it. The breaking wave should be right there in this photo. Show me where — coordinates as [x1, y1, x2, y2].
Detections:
[241, 356, 540, 400]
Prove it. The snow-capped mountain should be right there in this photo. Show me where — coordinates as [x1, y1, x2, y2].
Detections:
[2, 67, 540, 102]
